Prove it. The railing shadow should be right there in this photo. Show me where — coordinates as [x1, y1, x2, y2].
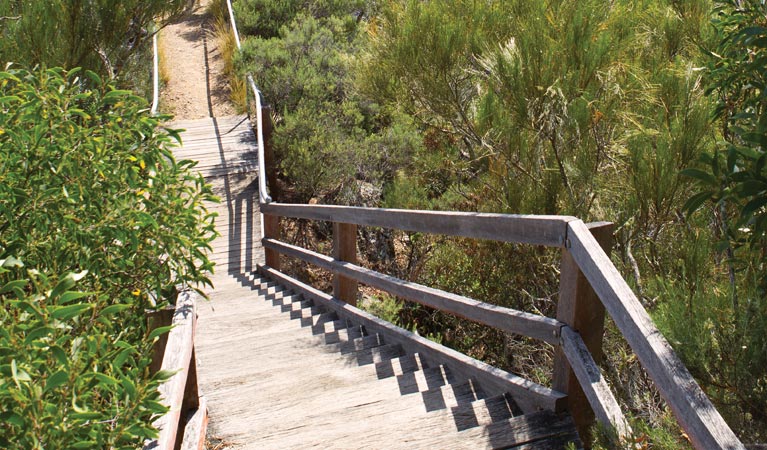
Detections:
[228, 272, 533, 440]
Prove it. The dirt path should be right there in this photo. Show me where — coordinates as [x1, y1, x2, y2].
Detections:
[159, 0, 236, 120]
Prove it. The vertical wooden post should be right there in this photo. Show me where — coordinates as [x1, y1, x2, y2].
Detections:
[147, 308, 174, 376]
[333, 222, 358, 306]
[260, 105, 279, 200]
[553, 221, 613, 446]
[264, 214, 281, 270]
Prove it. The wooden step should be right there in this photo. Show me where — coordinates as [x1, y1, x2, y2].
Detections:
[471, 410, 581, 449]
[374, 352, 426, 380]
[351, 343, 404, 366]
[396, 365, 455, 395]
[305, 311, 339, 329]
[289, 304, 326, 321]
[315, 318, 356, 335]
[279, 298, 312, 313]
[450, 393, 519, 431]
[324, 324, 366, 345]
[331, 333, 386, 354]
[421, 378, 485, 412]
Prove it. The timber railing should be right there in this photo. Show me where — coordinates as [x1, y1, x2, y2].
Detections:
[223, 0, 745, 448]
[143, 291, 207, 450]
[259, 205, 744, 449]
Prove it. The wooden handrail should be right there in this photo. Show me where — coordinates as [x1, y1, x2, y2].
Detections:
[143, 290, 207, 450]
[262, 237, 562, 343]
[566, 220, 743, 449]
[261, 203, 576, 247]
[262, 204, 744, 449]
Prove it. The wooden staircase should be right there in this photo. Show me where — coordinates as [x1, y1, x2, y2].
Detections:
[195, 269, 580, 449]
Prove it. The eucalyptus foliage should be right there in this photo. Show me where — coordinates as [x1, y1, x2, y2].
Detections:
[0, 67, 217, 447]
[233, 0, 367, 38]
[0, 0, 188, 80]
[234, 5, 422, 202]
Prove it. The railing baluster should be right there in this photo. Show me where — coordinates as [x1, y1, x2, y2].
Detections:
[332, 222, 358, 306]
[553, 222, 613, 444]
[264, 214, 281, 270]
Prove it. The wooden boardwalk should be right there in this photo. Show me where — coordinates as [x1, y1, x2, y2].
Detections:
[169, 115, 581, 449]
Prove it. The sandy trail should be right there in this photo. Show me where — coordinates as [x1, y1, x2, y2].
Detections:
[159, 0, 236, 120]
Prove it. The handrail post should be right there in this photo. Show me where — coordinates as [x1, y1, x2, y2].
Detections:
[332, 222, 358, 306]
[264, 214, 281, 270]
[553, 221, 613, 445]
[260, 105, 279, 200]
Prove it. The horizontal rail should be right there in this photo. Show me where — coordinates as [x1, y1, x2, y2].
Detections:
[560, 326, 630, 438]
[262, 238, 562, 343]
[262, 203, 576, 247]
[258, 264, 567, 413]
[566, 220, 743, 450]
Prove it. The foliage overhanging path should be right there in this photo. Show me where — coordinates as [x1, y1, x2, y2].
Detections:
[159, 0, 236, 119]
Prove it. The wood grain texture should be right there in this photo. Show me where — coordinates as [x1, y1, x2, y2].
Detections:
[263, 214, 281, 270]
[261, 238, 562, 344]
[567, 220, 744, 450]
[168, 114, 259, 179]
[179, 396, 208, 450]
[332, 222, 358, 305]
[553, 222, 613, 442]
[560, 326, 630, 438]
[261, 202, 575, 247]
[258, 264, 567, 414]
[144, 290, 198, 450]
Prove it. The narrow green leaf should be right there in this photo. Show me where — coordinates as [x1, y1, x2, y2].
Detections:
[59, 291, 92, 305]
[120, 373, 137, 399]
[50, 271, 88, 299]
[92, 372, 119, 386]
[683, 191, 714, 214]
[24, 326, 54, 344]
[680, 168, 717, 185]
[100, 304, 130, 316]
[0, 412, 24, 427]
[147, 325, 173, 342]
[51, 303, 92, 320]
[50, 345, 69, 367]
[0, 279, 28, 297]
[45, 370, 69, 392]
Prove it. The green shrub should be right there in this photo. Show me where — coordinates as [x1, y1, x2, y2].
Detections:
[233, 0, 365, 39]
[235, 13, 422, 201]
[0, 0, 188, 84]
[0, 67, 217, 447]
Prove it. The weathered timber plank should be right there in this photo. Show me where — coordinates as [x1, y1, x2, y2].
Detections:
[475, 410, 580, 449]
[560, 326, 630, 437]
[450, 394, 517, 431]
[179, 396, 208, 450]
[332, 222, 358, 305]
[567, 220, 743, 450]
[166, 115, 248, 130]
[143, 290, 198, 450]
[553, 221, 613, 443]
[258, 264, 567, 413]
[261, 202, 575, 247]
[263, 215, 281, 269]
[261, 238, 561, 344]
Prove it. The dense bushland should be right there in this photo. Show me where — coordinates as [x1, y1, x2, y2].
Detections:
[232, 0, 765, 445]
[0, 0, 189, 94]
[0, 67, 216, 447]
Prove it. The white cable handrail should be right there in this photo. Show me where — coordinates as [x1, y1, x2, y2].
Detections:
[226, 0, 272, 207]
[151, 25, 160, 116]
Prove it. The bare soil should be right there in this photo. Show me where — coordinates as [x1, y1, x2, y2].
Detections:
[159, 0, 236, 120]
